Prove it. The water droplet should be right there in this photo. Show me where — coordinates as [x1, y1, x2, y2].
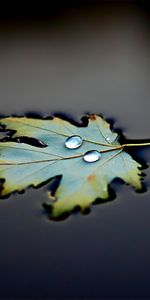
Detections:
[65, 135, 83, 149]
[83, 150, 101, 162]
[105, 134, 118, 143]
[106, 136, 111, 142]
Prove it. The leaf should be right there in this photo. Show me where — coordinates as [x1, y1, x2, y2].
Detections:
[0, 114, 144, 218]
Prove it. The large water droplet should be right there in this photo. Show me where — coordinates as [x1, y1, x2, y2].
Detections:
[65, 135, 83, 149]
[83, 150, 101, 162]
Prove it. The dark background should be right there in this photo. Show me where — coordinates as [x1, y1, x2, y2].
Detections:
[0, 1, 150, 299]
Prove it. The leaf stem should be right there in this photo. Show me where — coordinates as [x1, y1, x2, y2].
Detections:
[123, 142, 150, 148]
[100, 142, 150, 154]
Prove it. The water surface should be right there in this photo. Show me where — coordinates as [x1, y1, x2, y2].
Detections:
[0, 3, 150, 299]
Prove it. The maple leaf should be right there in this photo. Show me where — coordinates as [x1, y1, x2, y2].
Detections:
[0, 114, 149, 218]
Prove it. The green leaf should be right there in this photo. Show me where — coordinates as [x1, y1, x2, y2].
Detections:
[0, 114, 144, 218]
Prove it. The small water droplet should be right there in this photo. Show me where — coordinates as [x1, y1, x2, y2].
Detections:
[65, 135, 83, 149]
[106, 136, 111, 142]
[83, 150, 101, 162]
[106, 134, 118, 143]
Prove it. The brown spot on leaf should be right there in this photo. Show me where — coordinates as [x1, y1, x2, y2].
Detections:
[88, 174, 96, 182]
[89, 114, 97, 121]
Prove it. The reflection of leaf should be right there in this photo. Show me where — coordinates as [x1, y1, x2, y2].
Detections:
[0, 114, 147, 218]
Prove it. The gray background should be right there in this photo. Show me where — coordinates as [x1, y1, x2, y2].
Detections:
[0, 2, 150, 299]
